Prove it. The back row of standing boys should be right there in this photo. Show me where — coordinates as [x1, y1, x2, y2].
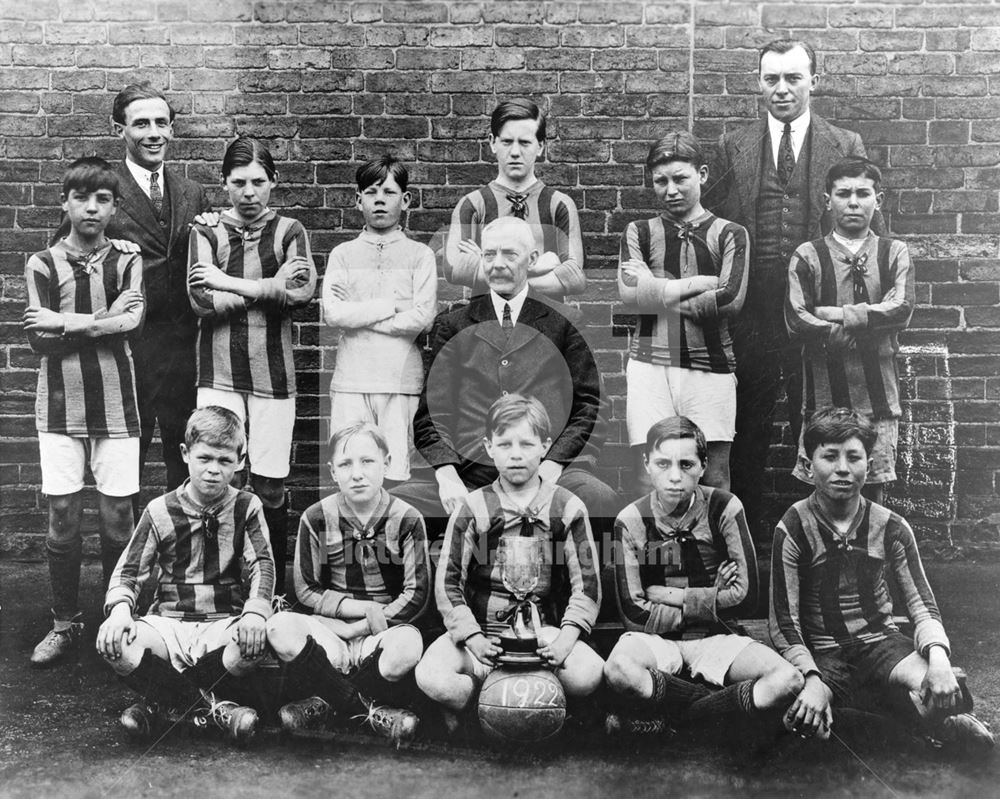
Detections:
[23, 38, 992, 754]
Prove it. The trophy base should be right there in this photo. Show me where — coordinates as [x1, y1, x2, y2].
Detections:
[498, 634, 544, 667]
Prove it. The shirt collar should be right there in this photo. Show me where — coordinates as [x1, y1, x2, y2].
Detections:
[808, 492, 867, 547]
[767, 108, 811, 139]
[124, 157, 165, 197]
[650, 487, 703, 535]
[359, 227, 406, 245]
[490, 284, 529, 326]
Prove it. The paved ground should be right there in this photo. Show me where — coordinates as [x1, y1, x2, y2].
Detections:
[1, 559, 998, 799]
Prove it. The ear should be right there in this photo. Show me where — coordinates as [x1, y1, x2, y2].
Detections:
[61, 194, 69, 213]
[488, 133, 499, 155]
[867, 455, 875, 479]
[111, 117, 124, 138]
[809, 72, 819, 91]
[824, 192, 831, 211]
[328, 461, 338, 486]
[874, 191, 885, 210]
[698, 164, 709, 185]
[483, 436, 495, 459]
[355, 191, 364, 212]
[180, 443, 190, 463]
[799, 453, 814, 480]
[541, 437, 553, 457]
[400, 190, 412, 211]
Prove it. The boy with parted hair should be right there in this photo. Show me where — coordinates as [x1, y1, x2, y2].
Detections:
[771, 407, 993, 756]
[25, 157, 145, 667]
[96, 406, 275, 745]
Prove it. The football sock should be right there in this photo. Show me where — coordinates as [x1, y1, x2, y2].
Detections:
[285, 635, 365, 715]
[261, 495, 289, 596]
[121, 648, 201, 708]
[683, 678, 758, 725]
[349, 645, 418, 707]
[648, 668, 713, 715]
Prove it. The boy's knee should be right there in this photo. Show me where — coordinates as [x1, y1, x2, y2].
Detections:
[47, 494, 81, 535]
[383, 626, 424, 674]
[603, 650, 637, 693]
[265, 612, 305, 660]
[250, 474, 285, 509]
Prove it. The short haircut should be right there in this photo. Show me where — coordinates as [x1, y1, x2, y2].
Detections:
[485, 394, 551, 441]
[327, 421, 390, 462]
[356, 154, 409, 192]
[184, 406, 246, 456]
[481, 216, 535, 254]
[62, 157, 120, 200]
[490, 98, 546, 143]
[222, 136, 277, 181]
[112, 82, 175, 125]
[644, 416, 708, 464]
[646, 131, 705, 172]
[759, 39, 817, 76]
[825, 156, 883, 194]
[802, 407, 878, 458]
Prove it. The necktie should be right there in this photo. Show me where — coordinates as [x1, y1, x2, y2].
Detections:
[845, 252, 870, 303]
[502, 302, 513, 334]
[778, 122, 795, 184]
[506, 193, 528, 220]
[149, 170, 163, 214]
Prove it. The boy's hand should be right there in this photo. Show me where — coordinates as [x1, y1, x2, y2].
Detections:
[193, 211, 220, 227]
[784, 674, 833, 740]
[435, 465, 469, 516]
[529, 250, 560, 277]
[394, 299, 413, 312]
[327, 282, 349, 301]
[109, 239, 141, 254]
[921, 647, 961, 714]
[23, 306, 64, 333]
[826, 325, 855, 353]
[189, 261, 232, 292]
[235, 612, 267, 659]
[465, 633, 502, 667]
[538, 630, 575, 669]
[279, 256, 312, 283]
[456, 239, 482, 260]
[645, 585, 684, 606]
[96, 603, 136, 661]
[686, 275, 719, 293]
[714, 559, 739, 589]
[814, 306, 844, 323]
[538, 460, 564, 485]
[620, 259, 652, 287]
[106, 289, 144, 317]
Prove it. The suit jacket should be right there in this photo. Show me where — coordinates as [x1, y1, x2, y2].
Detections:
[413, 294, 606, 471]
[707, 114, 885, 246]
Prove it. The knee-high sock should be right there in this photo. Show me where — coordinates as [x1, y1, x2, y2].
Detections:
[261, 497, 289, 595]
[120, 648, 201, 709]
[648, 669, 713, 717]
[283, 635, 365, 715]
[682, 679, 758, 726]
[349, 645, 418, 707]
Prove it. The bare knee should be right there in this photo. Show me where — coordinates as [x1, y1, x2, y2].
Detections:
[755, 662, 805, 709]
[47, 494, 82, 541]
[250, 474, 285, 509]
[604, 646, 641, 694]
[380, 626, 423, 679]
[266, 611, 308, 660]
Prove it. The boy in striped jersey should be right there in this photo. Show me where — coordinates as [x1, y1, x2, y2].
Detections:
[25, 157, 145, 668]
[266, 422, 428, 744]
[786, 158, 913, 506]
[96, 406, 275, 744]
[444, 98, 586, 303]
[771, 408, 993, 755]
[619, 133, 749, 492]
[415, 394, 604, 730]
[604, 417, 802, 736]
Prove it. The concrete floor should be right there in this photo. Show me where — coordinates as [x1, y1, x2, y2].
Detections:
[1, 559, 998, 799]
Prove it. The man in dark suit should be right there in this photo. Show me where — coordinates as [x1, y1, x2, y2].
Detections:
[707, 40, 885, 541]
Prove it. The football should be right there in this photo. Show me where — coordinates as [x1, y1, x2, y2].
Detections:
[477, 667, 567, 744]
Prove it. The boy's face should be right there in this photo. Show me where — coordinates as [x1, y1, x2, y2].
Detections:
[62, 187, 117, 240]
[758, 45, 817, 124]
[803, 437, 871, 503]
[181, 441, 243, 506]
[484, 418, 551, 489]
[356, 174, 410, 232]
[481, 226, 537, 298]
[489, 118, 543, 185]
[825, 176, 883, 238]
[115, 97, 173, 171]
[651, 160, 708, 222]
[645, 437, 705, 511]
[224, 161, 276, 223]
[330, 433, 389, 509]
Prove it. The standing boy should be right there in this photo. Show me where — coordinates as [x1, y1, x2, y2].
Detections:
[266, 422, 429, 744]
[415, 394, 604, 730]
[444, 98, 585, 302]
[785, 157, 912, 504]
[604, 417, 801, 735]
[323, 156, 437, 484]
[619, 133, 748, 490]
[25, 157, 145, 667]
[770, 407, 993, 755]
[96, 406, 275, 744]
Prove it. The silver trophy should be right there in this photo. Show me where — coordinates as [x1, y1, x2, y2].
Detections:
[496, 536, 545, 665]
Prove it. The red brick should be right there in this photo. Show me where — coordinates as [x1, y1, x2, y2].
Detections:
[957, 53, 1000, 74]
[448, 3, 481, 24]
[365, 25, 429, 47]
[578, 3, 644, 24]
[920, 76, 988, 97]
[0, 21, 42, 42]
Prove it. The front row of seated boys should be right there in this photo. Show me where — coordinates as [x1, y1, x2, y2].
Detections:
[96, 398, 994, 757]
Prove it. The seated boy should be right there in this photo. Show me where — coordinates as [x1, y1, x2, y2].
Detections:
[96, 406, 275, 744]
[266, 422, 429, 745]
[770, 407, 994, 755]
[785, 157, 913, 505]
[415, 394, 604, 730]
[604, 416, 801, 735]
[24, 156, 145, 667]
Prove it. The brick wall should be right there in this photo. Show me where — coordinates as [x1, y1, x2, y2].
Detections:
[2, 0, 999, 559]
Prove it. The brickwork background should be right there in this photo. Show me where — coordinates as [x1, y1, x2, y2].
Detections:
[2, 0, 999, 559]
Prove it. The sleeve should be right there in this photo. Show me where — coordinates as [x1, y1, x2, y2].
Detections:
[187, 225, 247, 318]
[369, 246, 438, 336]
[785, 247, 837, 343]
[617, 223, 642, 306]
[612, 507, 683, 634]
[61, 252, 146, 338]
[886, 519, 950, 658]
[545, 314, 604, 465]
[841, 242, 914, 335]
[293, 507, 350, 618]
[684, 222, 749, 321]
[321, 246, 395, 328]
[24, 254, 79, 356]
[103, 509, 160, 615]
[549, 194, 586, 296]
[768, 520, 820, 676]
[436, 499, 484, 644]
[557, 498, 601, 634]
[443, 194, 485, 291]
[379, 506, 431, 626]
[413, 313, 462, 468]
[256, 221, 316, 310]
[241, 496, 275, 619]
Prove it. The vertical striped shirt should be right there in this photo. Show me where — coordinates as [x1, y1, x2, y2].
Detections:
[105, 482, 275, 621]
[293, 490, 430, 626]
[614, 486, 757, 636]
[618, 211, 749, 373]
[25, 240, 143, 437]
[188, 211, 316, 399]
[785, 233, 914, 419]
[444, 180, 586, 300]
[437, 480, 601, 643]
[769, 495, 949, 677]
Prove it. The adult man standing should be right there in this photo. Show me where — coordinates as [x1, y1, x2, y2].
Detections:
[708, 40, 884, 541]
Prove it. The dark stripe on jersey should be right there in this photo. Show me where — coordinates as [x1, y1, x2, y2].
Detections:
[692, 232, 729, 373]
[458, 196, 478, 244]
[853, 507, 885, 632]
[537, 185, 556, 255]
[73, 266, 108, 434]
[876, 238, 892, 293]
[635, 220, 656, 350]
[552, 198, 572, 262]
[479, 187, 498, 241]
[818, 530, 851, 642]
[166, 494, 195, 581]
[263, 223, 288, 396]
[226, 234, 252, 394]
[102, 250, 122, 307]
[858, 339, 892, 419]
[825, 353, 853, 408]
[813, 239, 838, 307]
[35, 256, 66, 429]
[340, 513, 369, 599]
[770, 525, 802, 646]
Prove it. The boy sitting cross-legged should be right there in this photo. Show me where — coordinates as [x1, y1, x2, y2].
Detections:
[604, 416, 802, 737]
[266, 422, 430, 745]
[415, 394, 604, 733]
[770, 407, 994, 756]
[96, 406, 275, 745]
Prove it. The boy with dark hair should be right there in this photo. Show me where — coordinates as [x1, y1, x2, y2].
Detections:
[25, 157, 145, 667]
[415, 394, 604, 730]
[323, 155, 437, 484]
[96, 406, 275, 744]
[444, 98, 585, 302]
[604, 416, 801, 735]
[786, 156, 913, 504]
[771, 407, 993, 755]
[619, 133, 749, 491]
[266, 422, 429, 745]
